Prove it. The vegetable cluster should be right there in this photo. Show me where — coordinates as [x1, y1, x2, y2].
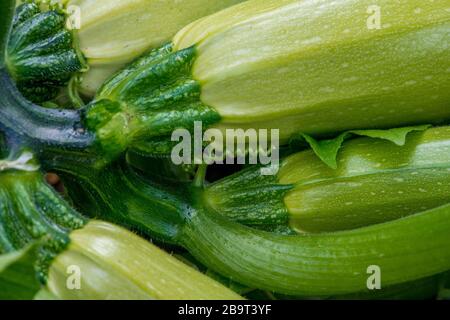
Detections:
[0, 0, 449, 300]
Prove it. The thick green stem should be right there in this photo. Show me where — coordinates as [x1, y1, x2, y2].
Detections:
[204, 165, 292, 227]
[54, 157, 450, 296]
[0, 69, 103, 170]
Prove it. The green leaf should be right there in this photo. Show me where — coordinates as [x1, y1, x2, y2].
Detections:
[0, 0, 15, 68]
[290, 125, 431, 169]
[0, 244, 42, 300]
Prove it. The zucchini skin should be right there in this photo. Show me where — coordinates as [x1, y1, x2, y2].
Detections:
[283, 272, 449, 300]
[205, 126, 450, 232]
[12, 2, 40, 29]
[6, 0, 247, 102]
[0, 159, 86, 282]
[175, 0, 450, 142]
[6, 3, 84, 103]
[182, 202, 450, 296]
[282, 126, 450, 232]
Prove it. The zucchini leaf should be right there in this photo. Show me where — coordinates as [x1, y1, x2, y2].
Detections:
[0, 0, 15, 68]
[0, 244, 42, 300]
[290, 125, 431, 169]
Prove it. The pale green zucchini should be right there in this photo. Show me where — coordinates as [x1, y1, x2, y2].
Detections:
[204, 126, 450, 232]
[56, 0, 245, 96]
[85, 0, 450, 159]
[182, 202, 450, 296]
[0, 150, 242, 300]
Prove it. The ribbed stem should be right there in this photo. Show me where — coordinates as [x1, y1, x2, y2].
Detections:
[204, 165, 292, 227]
[84, 43, 220, 160]
[0, 160, 87, 282]
[54, 159, 188, 244]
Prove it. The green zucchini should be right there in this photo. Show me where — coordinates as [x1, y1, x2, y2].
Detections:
[276, 272, 450, 300]
[0, 149, 242, 300]
[1, 0, 450, 299]
[6, 0, 450, 163]
[6, 0, 245, 102]
[182, 202, 450, 296]
[205, 126, 450, 232]
[84, 0, 450, 160]
[3, 68, 447, 297]
[63, 0, 245, 96]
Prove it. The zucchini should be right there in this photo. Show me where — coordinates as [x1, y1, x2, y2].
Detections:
[51, 154, 450, 297]
[1, 0, 449, 299]
[85, 0, 450, 159]
[6, 0, 245, 102]
[65, 0, 245, 96]
[182, 202, 450, 296]
[47, 220, 243, 300]
[205, 126, 450, 232]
